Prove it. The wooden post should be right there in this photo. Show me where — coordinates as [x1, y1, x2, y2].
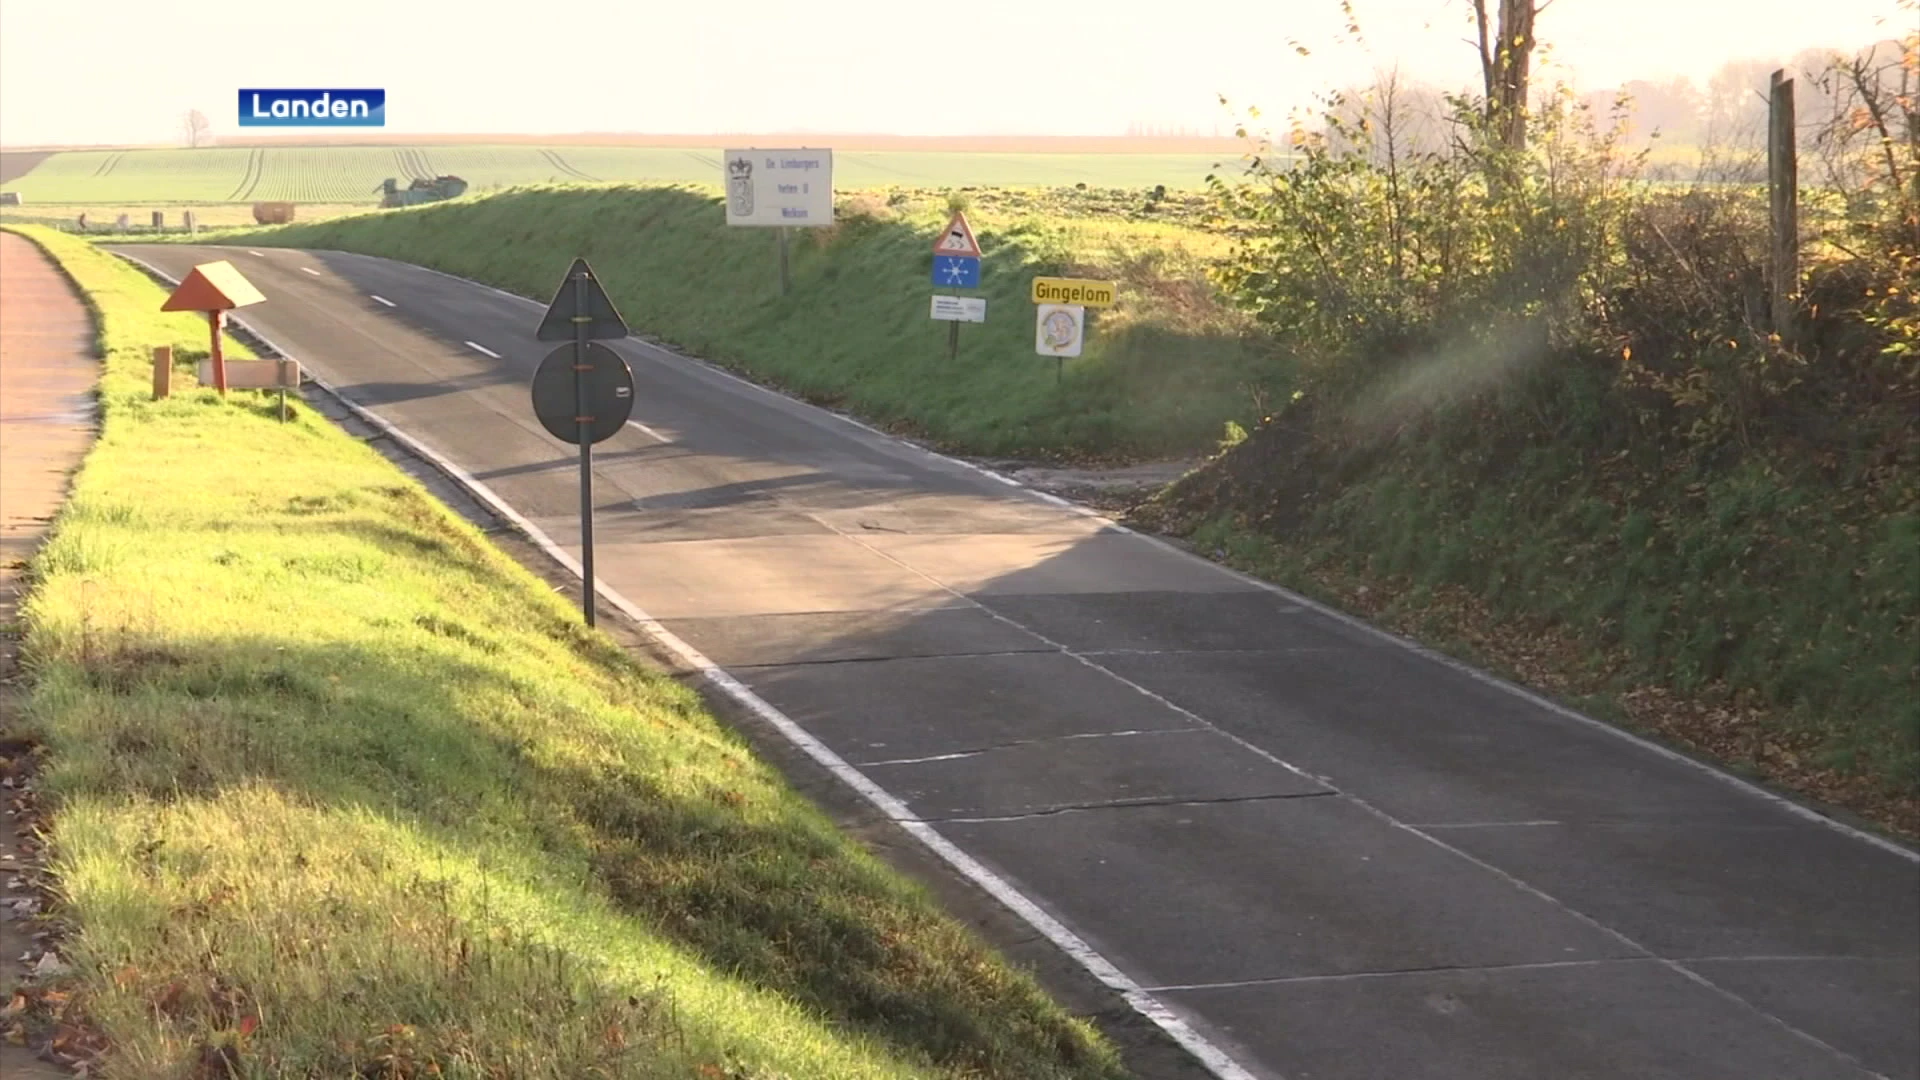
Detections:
[208, 311, 228, 395]
[278, 359, 299, 422]
[151, 346, 172, 400]
[1769, 69, 1799, 348]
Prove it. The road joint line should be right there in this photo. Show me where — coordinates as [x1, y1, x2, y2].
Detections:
[855, 727, 1200, 768]
[925, 790, 1338, 825]
[726, 647, 1062, 671]
[1138, 956, 1670, 994]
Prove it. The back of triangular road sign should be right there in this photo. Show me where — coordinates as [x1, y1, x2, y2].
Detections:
[536, 258, 630, 341]
[933, 212, 982, 258]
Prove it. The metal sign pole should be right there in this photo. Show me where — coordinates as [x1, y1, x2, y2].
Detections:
[947, 321, 960, 363]
[778, 228, 791, 296]
[573, 271, 596, 627]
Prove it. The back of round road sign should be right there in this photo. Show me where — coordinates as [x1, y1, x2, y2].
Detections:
[530, 341, 635, 445]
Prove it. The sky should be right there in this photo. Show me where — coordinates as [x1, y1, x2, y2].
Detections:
[1, 0, 1912, 147]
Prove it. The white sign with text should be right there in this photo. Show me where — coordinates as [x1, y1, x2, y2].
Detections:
[723, 148, 834, 227]
[930, 295, 987, 323]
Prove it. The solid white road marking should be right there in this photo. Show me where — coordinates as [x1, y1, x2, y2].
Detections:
[464, 341, 500, 359]
[370, 295, 395, 307]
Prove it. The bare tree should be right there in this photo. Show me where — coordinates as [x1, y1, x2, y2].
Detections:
[1807, 33, 1920, 248]
[1471, 0, 1550, 150]
[183, 109, 211, 149]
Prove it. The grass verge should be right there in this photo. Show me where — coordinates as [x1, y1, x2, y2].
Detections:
[1142, 416, 1919, 842]
[214, 184, 1277, 461]
[3, 223, 1128, 1079]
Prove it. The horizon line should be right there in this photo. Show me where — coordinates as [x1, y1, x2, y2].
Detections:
[0, 131, 1248, 153]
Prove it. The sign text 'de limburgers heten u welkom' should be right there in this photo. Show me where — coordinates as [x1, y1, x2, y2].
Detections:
[723, 149, 835, 226]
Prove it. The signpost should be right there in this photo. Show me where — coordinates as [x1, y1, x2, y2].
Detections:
[723, 148, 835, 296]
[1035, 302, 1086, 385]
[533, 258, 631, 627]
[195, 358, 301, 421]
[929, 295, 987, 323]
[159, 260, 267, 395]
[1029, 276, 1115, 384]
[932, 254, 982, 289]
[929, 210, 984, 361]
[1035, 303, 1086, 358]
[1031, 276, 1117, 307]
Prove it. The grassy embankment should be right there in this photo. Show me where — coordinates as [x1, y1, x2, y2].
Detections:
[1144, 94, 1920, 837]
[230, 183, 1273, 461]
[3, 223, 1128, 1078]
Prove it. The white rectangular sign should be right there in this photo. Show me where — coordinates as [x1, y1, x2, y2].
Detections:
[197, 358, 301, 389]
[723, 148, 834, 227]
[1035, 303, 1085, 357]
[930, 295, 987, 323]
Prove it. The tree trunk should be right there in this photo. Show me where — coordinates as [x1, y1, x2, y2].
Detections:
[1476, 0, 1538, 151]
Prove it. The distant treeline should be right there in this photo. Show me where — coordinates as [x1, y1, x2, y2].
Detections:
[1294, 38, 1912, 177]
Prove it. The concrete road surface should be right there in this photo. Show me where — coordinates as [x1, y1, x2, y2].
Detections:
[113, 244, 1920, 1080]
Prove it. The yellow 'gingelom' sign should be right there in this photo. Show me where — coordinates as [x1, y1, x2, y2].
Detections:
[1030, 277, 1117, 307]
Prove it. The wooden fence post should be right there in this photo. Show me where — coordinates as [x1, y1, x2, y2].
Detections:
[151, 345, 172, 400]
[1769, 69, 1799, 348]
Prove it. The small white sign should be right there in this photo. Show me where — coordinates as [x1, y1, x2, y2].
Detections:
[930, 295, 987, 323]
[723, 148, 834, 227]
[1035, 303, 1085, 357]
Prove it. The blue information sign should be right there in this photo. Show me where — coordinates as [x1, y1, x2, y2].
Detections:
[932, 255, 981, 289]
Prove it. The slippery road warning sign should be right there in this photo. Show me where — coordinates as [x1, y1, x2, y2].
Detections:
[934, 211, 982, 257]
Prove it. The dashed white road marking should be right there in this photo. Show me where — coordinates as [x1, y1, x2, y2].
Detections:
[246, 249, 266, 257]
[370, 295, 395, 308]
[299, 266, 320, 276]
[625, 419, 669, 442]
[464, 341, 501, 359]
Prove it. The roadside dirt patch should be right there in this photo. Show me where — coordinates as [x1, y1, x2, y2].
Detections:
[976, 457, 1204, 513]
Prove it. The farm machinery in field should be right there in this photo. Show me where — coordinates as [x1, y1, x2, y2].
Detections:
[375, 175, 468, 208]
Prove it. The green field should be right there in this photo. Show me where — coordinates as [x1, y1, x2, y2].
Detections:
[0, 145, 1238, 205]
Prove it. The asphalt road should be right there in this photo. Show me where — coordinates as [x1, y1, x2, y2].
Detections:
[115, 244, 1920, 1080]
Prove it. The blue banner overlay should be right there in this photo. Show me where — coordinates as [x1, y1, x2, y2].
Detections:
[238, 89, 386, 127]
